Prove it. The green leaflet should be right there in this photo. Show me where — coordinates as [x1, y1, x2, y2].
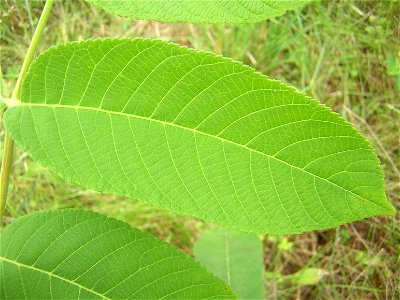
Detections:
[284, 268, 328, 286]
[194, 228, 264, 299]
[4, 38, 395, 234]
[0, 209, 235, 299]
[85, 0, 308, 24]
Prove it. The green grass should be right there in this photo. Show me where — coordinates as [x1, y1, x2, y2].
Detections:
[1, 0, 399, 299]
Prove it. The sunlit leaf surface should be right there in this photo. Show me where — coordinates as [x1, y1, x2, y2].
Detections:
[0, 209, 235, 299]
[4, 38, 394, 234]
[85, 0, 308, 24]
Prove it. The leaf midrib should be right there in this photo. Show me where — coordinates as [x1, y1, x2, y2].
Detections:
[0, 256, 110, 299]
[223, 231, 231, 285]
[12, 102, 388, 212]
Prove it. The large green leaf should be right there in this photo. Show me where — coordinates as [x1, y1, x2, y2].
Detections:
[194, 228, 264, 299]
[4, 38, 394, 234]
[0, 209, 235, 299]
[85, 0, 308, 24]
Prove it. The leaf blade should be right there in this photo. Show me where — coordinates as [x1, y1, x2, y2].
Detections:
[4, 38, 395, 234]
[194, 228, 265, 299]
[85, 0, 308, 24]
[0, 209, 235, 299]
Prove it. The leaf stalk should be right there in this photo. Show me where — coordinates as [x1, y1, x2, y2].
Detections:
[0, 0, 55, 223]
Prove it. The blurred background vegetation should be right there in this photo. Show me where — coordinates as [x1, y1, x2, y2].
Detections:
[1, 0, 399, 299]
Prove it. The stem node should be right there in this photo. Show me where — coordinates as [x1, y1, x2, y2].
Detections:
[0, 0, 55, 222]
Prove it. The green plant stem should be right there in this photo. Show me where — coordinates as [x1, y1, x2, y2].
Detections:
[0, 0, 55, 223]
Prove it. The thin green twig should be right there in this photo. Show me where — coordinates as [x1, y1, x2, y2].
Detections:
[0, 0, 55, 223]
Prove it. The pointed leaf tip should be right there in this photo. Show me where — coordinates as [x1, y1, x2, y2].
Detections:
[4, 38, 394, 234]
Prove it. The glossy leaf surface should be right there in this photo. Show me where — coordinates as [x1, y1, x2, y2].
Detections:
[4, 38, 394, 234]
